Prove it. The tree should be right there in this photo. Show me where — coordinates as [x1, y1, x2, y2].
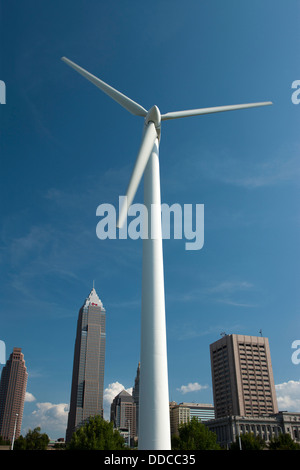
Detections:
[67, 415, 126, 450]
[230, 433, 265, 450]
[268, 433, 300, 450]
[0, 436, 10, 446]
[171, 417, 220, 450]
[14, 427, 50, 450]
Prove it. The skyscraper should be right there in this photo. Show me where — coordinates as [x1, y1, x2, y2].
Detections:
[0, 348, 28, 442]
[210, 334, 278, 419]
[132, 362, 140, 437]
[66, 287, 106, 442]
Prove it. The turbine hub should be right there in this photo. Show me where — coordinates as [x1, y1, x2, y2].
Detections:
[145, 105, 161, 128]
[145, 105, 161, 140]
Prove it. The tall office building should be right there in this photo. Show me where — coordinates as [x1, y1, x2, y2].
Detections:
[210, 334, 278, 419]
[132, 362, 140, 437]
[110, 390, 136, 441]
[0, 348, 28, 442]
[66, 287, 106, 442]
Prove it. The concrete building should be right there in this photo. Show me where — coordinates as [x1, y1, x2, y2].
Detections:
[66, 287, 106, 442]
[205, 411, 300, 448]
[0, 348, 28, 442]
[276, 411, 300, 441]
[210, 334, 278, 419]
[205, 414, 281, 448]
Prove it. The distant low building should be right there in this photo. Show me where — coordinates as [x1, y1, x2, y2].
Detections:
[169, 401, 215, 435]
[275, 411, 300, 441]
[205, 411, 300, 448]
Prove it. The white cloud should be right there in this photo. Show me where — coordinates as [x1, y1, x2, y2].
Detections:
[25, 391, 36, 402]
[275, 380, 300, 411]
[103, 382, 133, 420]
[177, 382, 208, 395]
[22, 382, 134, 439]
[22, 401, 69, 439]
[31, 402, 69, 422]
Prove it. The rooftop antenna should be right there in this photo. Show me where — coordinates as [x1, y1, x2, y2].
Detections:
[61, 56, 272, 450]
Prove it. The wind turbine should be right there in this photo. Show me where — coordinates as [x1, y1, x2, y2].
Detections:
[61, 57, 272, 450]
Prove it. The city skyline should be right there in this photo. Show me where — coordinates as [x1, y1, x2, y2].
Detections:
[0, 330, 296, 444]
[1, 1, 300, 440]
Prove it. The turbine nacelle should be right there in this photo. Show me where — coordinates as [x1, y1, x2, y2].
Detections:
[145, 105, 161, 139]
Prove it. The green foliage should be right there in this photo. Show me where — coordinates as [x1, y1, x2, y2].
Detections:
[53, 442, 66, 449]
[230, 432, 265, 450]
[67, 415, 126, 450]
[14, 427, 50, 450]
[171, 417, 220, 450]
[268, 433, 300, 450]
[0, 436, 10, 446]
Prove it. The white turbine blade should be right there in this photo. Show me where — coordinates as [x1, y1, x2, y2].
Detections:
[61, 57, 148, 117]
[117, 122, 157, 228]
[161, 101, 273, 121]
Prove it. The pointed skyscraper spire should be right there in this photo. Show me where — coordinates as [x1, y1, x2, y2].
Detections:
[83, 283, 103, 308]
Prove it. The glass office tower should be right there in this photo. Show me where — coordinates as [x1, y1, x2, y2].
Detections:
[66, 287, 106, 442]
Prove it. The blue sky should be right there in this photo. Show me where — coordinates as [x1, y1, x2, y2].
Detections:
[1, 1, 300, 439]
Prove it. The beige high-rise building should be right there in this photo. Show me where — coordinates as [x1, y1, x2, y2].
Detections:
[210, 334, 278, 419]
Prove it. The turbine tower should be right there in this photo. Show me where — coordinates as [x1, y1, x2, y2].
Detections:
[61, 57, 272, 450]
